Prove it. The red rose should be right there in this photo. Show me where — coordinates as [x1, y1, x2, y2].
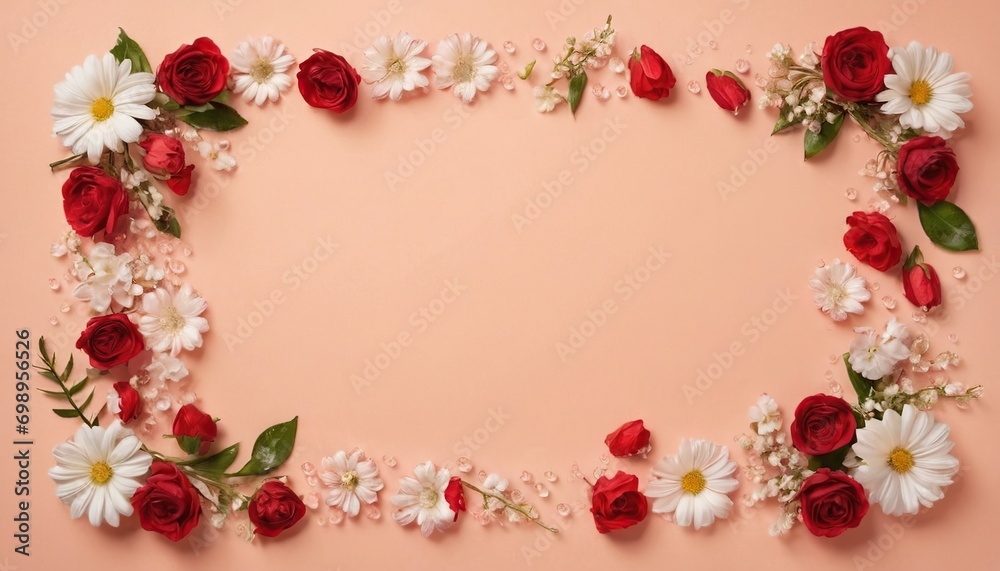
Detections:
[790, 394, 857, 456]
[706, 69, 750, 113]
[297, 49, 360, 113]
[111, 381, 141, 422]
[444, 476, 466, 522]
[157, 38, 230, 105]
[61, 166, 128, 239]
[75, 314, 144, 370]
[902, 246, 942, 310]
[171, 404, 217, 456]
[628, 45, 676, 101]
[139, 134, 194, 196]
[896, 136, 959, 205]
[605, 420, 651, 457]
[131, 462, 202, 542]
[821, 27, 891, 102]
[843, 211, 902, 272]
[248, 481, 307, 538]
[590, 471, 648, 533]
[798, 468, 869, 538]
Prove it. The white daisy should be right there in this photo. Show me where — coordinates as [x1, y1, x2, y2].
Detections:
[320, 450, 384, 517]
[748, 394, 782, 435]
[230, 36, 295, 105]
[52, 53, 156, 164]
[646, 439, 739, 530]
[73, 242, 140, 313]
[809, 259, 871, 321]
[197, 140, 237, 171]
[849, 318, 910, 380]
[137, 283, 209, 356]
[391, 461, 455, 537]
[850, 404, 958, 516]
[431, 33, 499, 103]
[533, 85, 563, 113]
[875, 42, 973, 137]
[361, 32, 431, 101]
[146, 353, 189, 383]
[481, 473, 509, 511]
[48, 420, 152, 527]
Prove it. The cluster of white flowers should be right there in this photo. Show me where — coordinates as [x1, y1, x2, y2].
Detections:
[536, 17, 616, 114]
[757, 43, 841, 133]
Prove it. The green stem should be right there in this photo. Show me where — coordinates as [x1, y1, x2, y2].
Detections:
[461, 481, 558, 533]
[847, 107, 899, 152]
[49, 153, 87, 171]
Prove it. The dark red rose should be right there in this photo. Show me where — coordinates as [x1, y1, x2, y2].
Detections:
[798, 468, 869, 538]
[896, 136, 959, 205]
[706, 69, 750, 113]
[157, 37, 230, 105]
[111, 381, 141, 422]
[297, 49, 360, 113]
[590, 471, 648, 533]
[628, 45, 676, 101]
[248, 481, 306, 538]
[821, 27, 891, 102]
[171, 404, 217, 456]
[75, 313, 144, 370]
[61, 166, 128, 239]
[605, 420, 651, 457]
[131, 462, 202, 542]
[139, 134, 194, 196]
[844, 211, 902, 272]
[902, 246, 942, 310]
[445, 476, 466, 522]
[790, 394, 857, 456]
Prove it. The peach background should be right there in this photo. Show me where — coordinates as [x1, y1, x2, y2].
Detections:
[2, 0, 999, 569]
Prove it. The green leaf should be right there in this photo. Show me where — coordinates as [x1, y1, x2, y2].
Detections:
[844, 353, 874, 404]
[78, 389, 95, 412]
[110, 28, 152, 74]
[37, 387, 66, 397]
[177, 435, 203, 456]
[808, 443, 853, 471]
[185, 443, 240, 474]
[153, 207, 182, 239]
[917, 200, 979, 252]
[211, 91, 231, 105]
[228, 417, 298, 477]
[567, 72, 587, 116]
[67, 378, 89, 396]
[53, 408, 80, 419]
[178, 102, 248, 131]
[772, 104, 804, 135]
[37, 370, 60, 384]
[62, 354, 74, 382]
[804, 113, 845, 159]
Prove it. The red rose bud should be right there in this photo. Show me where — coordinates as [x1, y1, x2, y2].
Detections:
[111, 381, 141, 422]
[896, 136, 959, 205]
[628, 45, 676, 101]
[248, 481, 307, 538]
[62, 166, 129, 239]
[297, 49, 361, 113]
[798, 468, 869, 538]
[604, 420, 651, 457]
[590, 471, 648, 533]
[790, 394, 857, 456]
[172, 404, 217, 456]
[444, 476, 466, 522]
[157, 37, 230, 105]
[706, 69, 750, 114]
[139, 134, 194, 196]
[821, 27, 891, 102]
[902, 246, 942, 310]
[75, 313, 144, 370]
[131, 462, 201, 541]
[843, 211, 902, 272]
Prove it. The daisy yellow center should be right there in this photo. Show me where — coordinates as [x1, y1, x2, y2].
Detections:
[90, 97, 115, 122]
[454, 56, 477, 83]
[909, 80, 933, 105]
[681, 470, 707, 495]
[387, 57, 405, 76]
[90, 461, 113, 484]
[419, 488, 439, 508]
[160, 306, 186, 334]
[341, 470, 359, 491]
[250, 58, 274, 83]
[888, 447, 915, 473]
[828, 284, 847, 303]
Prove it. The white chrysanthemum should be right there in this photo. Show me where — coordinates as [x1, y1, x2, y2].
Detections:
[52, 53, 156, 164]
[481, 473, 509, 511]
[875, 42, 973, 137]
[748, 394, 782, 435]
[849, 318, 910, 380]
[431, 33, 498, 103]
[646, 439, 739, 529]
[391, 461, 455, 537]
[137, 283, 208, 356]
[146, 353, 189, 382]
[48, 420, 152, 527]
[851, 404, 958, 516]
[809, 259, 871, 321]
[533, 85, 563, 113]
[361, 32, 431, 101]
[320, 450, 384, 517]
[73, 243, 140, 312]
[231, 36, 295, 105]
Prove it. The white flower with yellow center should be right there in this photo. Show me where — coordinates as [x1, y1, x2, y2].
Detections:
[851, 404, 958, 516]
[645, 439, 739, 529]
[431, 33, 498, 103]
[391, 461, 455, 537]
[809, 259, 871, 321]
[137, 283, 209, 356]
[48, 420, 152, 527]
[231, 36, 295, 105]
[320, 450, 384, 517]
[361, 32, 431, 101]
[51, 53, 156, 164]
